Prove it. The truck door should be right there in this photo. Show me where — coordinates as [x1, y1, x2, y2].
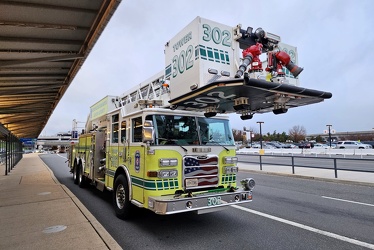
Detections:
[128, 116, 144, 203]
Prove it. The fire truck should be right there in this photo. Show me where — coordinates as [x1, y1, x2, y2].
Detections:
[68, 17, 332, 219]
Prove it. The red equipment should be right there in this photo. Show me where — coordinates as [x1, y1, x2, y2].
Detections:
[243, 42, 263, 72]
[234, 42, 263, 78]
[266, 51, 303, 78]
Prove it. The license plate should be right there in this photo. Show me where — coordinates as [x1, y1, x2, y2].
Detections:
[207, 196, 222, 206]
[186, 178, 198, 188]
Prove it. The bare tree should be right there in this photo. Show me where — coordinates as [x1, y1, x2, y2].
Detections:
[232, 129, 245, 142]
[288, 125, 307, 142]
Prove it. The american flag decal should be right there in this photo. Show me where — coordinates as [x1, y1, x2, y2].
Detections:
[183, 156, 219, 188]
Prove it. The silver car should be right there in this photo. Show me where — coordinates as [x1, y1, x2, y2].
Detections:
[336, 141, 372, 149]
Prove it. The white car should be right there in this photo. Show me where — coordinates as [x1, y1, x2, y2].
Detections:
[336, 141, 372, 149]
[313, 143, 329, 149]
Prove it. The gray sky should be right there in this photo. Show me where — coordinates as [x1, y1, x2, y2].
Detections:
[41, 0, 374, 136]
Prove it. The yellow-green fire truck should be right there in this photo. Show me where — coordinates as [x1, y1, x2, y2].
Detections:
[68, 17, 331, 219]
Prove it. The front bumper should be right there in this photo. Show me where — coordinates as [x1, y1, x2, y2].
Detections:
[148, 189, 253, 215]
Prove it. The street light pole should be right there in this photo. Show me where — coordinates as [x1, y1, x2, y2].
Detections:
[257, 121, 264, 149]
[249, 129, 253, 147]
[326, 124, 332, 147]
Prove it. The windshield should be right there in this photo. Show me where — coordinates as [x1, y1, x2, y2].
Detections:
[146, 114, 234, 146]
[197, 117, 234, 145]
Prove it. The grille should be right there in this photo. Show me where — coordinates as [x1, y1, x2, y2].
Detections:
[183, 155, 219, 189]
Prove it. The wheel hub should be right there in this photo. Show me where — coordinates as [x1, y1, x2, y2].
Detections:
[116, 184, 125, 209]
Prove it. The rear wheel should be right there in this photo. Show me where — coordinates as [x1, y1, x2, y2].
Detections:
[113, 174, 132, 220]
[73, 162, 78, 184]
[78, 164, 85, 188]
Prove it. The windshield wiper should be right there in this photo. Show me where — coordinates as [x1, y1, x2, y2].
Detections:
[203, 139, 230, 152]
[156, 137, 188, 153]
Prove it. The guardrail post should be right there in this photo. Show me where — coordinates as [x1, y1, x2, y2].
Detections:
[334, 158, 338, 178]
[291, 156, 295, 174]
[259, 155, 262, 171]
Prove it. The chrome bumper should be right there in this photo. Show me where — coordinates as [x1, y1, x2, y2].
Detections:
[148, 189, 253, 215]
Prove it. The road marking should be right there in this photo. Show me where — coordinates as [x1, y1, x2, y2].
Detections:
[56, 153, 68, 160]
[232, 205, 374, 249]
[322, 196, 374, 207]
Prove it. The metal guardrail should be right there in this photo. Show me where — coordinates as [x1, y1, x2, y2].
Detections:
[237, 154, 374, 178]
[237, 147, 374, 157]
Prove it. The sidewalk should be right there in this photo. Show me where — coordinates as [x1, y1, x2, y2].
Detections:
[0, 154, 121, 250]
[238, 162, 374, 186]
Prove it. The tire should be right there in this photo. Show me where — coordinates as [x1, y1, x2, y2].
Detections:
[73, 162, 78, 184]
[78, 163, 85, 188]
[113, 174, 132, 220]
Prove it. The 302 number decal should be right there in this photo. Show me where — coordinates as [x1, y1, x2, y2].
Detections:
[172, 45, 194, 77]
[207, 196, 222, 206]
[202, 24, 231, 47]
[183, 91, 236, 108]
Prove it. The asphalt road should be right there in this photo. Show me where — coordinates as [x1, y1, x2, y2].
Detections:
[40, 153, 374, 250]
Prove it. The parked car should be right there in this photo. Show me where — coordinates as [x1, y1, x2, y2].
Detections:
[326, 143, 337, 148]
[298, 142, 314, 148]
[336, 141, 372, 149]
[250, 143, 262, 149]
[313, 143, 329, 149]
[266, 142, 283, 148]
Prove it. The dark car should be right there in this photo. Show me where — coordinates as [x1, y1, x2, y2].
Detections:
[298, 142, 314, 148]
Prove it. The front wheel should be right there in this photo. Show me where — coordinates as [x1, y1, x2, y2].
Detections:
[113, 174, 132, 220]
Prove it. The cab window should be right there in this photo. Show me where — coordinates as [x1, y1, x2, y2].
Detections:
[132, 117, 143, 142]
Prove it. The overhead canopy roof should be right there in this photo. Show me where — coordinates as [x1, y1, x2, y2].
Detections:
[0, 0, 121, 139]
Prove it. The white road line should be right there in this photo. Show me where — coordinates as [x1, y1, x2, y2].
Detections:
[56, 153, 68, 160]
[232, 205, 374, 249]
[322, 196, 374, 207]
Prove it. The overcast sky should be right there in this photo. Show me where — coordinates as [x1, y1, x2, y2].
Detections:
[40, 0, 374, 136]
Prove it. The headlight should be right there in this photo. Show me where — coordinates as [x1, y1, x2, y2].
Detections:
[224, 166, 238, 174]
[223, 156, 238, 164]
[240, 178, 255, 191]
[159, 158, 178, 167]
[158, 169, 178, 178]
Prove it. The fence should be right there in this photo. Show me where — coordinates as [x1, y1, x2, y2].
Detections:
[237, 147, 374, 157]
[237, 153, 374, 179]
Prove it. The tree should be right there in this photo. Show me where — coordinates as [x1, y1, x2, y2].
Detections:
[288, 125, 307, 142]
[232, 129, 244, 142]
[316, 135, 324, 143]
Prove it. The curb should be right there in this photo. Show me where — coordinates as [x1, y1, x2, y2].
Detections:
[38, 155, 122, 250]
[61, 186, 122, 250]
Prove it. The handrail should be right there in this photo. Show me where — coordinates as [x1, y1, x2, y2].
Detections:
[237, 154, 374, 179]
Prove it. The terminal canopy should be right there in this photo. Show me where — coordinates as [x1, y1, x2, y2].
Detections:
[0, 0, 122, 138]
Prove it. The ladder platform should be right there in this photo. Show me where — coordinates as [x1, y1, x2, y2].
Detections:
[168, 77, 332, 115]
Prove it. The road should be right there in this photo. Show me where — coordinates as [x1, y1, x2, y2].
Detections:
[40, 153, 374, 250]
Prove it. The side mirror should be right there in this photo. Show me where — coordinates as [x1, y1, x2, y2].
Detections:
[142, 120, 154, 143]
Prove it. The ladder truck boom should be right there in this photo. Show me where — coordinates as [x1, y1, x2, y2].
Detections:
[112, 17, 331, 120]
